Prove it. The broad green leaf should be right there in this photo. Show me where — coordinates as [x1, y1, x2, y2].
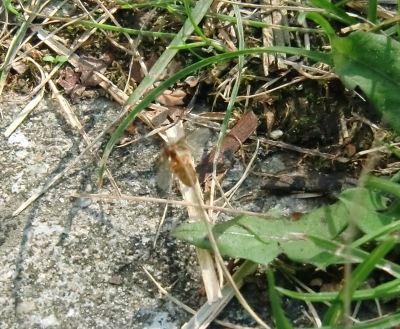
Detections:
[173, 196, 350, 267]
[331, 31, 400, 133]
[338, 188, 394, 234]
[173, 188, 396, 268]
[282, 201, 348, 265]
[173, 217, 282, 265]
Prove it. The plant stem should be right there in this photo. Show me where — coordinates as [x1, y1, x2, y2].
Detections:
[368, 0, 378, 24]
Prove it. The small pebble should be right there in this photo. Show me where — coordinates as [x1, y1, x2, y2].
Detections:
[270, 130, 283, 140]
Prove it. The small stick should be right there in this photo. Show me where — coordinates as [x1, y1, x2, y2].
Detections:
[253, 136, 350, 163]
[67, 192, 277, 218]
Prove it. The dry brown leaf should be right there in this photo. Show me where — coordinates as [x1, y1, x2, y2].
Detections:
[162, 59, 182, 79]
[11, 61, 29, 75]
[57, 67, 79, 91]
[130, 55, 158, 84]
[77, 55, 110, 87]
[196, 111, 258, 183]
[156, 89, 186, 106]
[184, 76, 199, 87]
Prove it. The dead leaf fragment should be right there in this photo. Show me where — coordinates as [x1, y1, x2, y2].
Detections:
[130, 54, 158, 84]
[11, 61, 28, 74]
[196, 111, 258, 183]
[57, 67, 79, 91]
[156, 89, 186, 106]
[77, 55, 109, 87]
[184, 76, 199, 87]
[345, 144, 356, 157]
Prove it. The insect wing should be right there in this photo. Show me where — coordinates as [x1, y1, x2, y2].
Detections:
[156, 128, 210, 190]
[185, 128, 210, 159]
[156, 154, 173, 191]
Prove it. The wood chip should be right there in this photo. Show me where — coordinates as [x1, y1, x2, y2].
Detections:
[196, 110, 258, 183]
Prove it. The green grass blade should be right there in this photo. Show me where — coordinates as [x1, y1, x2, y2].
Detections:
[277, 278, 400, 302]
[308, 0, 357, 25]
[3, 0, 21, 16]
[303, 312, 400, 329]
[169, 42, 208, 50]
[351, 220, 400, 248]
[368, 0, 378, 24]
[266, 268, 294, 329]
[384, 143, 400, 159]
[300, 12, 335, 36]
[305, 234, 400, 277]
[183, 0, 226, 53]
[216, 2, 245, 149]
[0, 3, 40, 95]
[364, 175, 400, 199]
[322, 237, 396, 326]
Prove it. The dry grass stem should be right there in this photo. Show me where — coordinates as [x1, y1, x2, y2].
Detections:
[143, 267, 251, 329]
[164, 123, 222, 304]
[47, 79, 121, 196]
[254, 136, 350, 163]
[236, 75, 307, 100]
[65, 193, 277, 219]
[214, 140, 259, 210]
[4, 56, 45, 137]
[261, 0, 289, 75]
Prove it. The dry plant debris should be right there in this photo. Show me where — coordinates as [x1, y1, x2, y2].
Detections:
[1, 0, 399, 327]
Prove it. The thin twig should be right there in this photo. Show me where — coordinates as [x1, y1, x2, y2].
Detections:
[253, 136, 350, 163]
[215, 140, 260, 211]
[66, 193, 278, 218]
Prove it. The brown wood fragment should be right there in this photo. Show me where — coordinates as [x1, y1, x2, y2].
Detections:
[263, 104, 275, 137]
[196, 110, 258, 183]
[290, 212, 305, 221]
[261, 171, 346, 194]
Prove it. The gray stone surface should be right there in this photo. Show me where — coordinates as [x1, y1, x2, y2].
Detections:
[0, 95, 203, 328]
